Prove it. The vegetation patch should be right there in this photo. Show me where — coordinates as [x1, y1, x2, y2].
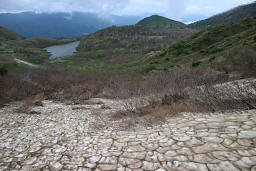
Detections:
[0, 65, 8, 76]
[192, 61, 202, 68]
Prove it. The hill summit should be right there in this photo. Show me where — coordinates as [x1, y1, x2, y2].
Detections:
[137, 15, 186, 28]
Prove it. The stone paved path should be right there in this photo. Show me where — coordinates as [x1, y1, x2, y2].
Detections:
[0, 99, 256, 170]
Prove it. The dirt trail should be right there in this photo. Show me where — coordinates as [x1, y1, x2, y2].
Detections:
[14, 58, 38, 68]
[0, 98, 256, 170]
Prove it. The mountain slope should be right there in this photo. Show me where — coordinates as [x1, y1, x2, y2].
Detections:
[188, 2, 256, 29]
[64, 24, 196, 69]
[0, 26, 24, 41]
[121, 17, 256, 72]
[0, 12, 142, 38]
[137, 15, 186, 28]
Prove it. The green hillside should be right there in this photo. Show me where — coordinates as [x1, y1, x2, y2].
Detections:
[2, 11, 255, 75]
[121, 17, 256, 73]
[0, 26, 24, 41]
[188, 2, 256, 29]
[51, 25, 196, 71]
[137, 15, 186, 28]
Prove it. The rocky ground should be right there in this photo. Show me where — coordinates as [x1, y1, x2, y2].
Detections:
[0, 98, 256, 170]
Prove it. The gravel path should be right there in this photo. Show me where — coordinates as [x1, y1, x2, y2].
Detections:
[14, 58, 38, 68]
[0, 99, 256, 170]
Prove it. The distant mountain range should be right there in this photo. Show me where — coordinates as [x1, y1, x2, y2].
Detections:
[1, 1, 255, 38]
[0, 12, 142, 38]
[188, 2, 256, 29]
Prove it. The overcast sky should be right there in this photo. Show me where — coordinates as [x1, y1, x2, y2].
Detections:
[0, 0, 255, 22]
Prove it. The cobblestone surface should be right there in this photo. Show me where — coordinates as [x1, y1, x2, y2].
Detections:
[0, 99, 256, 170]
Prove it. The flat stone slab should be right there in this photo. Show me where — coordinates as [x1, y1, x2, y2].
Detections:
[0, 100, 256, 170]
[238, 130, 256, 139]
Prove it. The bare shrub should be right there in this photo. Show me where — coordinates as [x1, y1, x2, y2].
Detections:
[1, 60, 255, 125]
[0, 74, 40, 106]
[162, 93, 185, 105]
[111, 98, 211, 128]
[15, 96, 43, 114]
[108, 67, 232, 127]
[0, 69, 109, 106]
[215, 46, 256, 77]
[111, 66, 256, 128]
[192, 78, 256, 111]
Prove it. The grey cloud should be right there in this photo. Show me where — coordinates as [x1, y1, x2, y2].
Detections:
[0, 0, 255, 20]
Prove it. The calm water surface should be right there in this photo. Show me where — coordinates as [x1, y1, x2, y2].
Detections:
[45, 41, 80, 59]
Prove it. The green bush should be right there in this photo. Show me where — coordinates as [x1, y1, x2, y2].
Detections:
[163, 67, 168, 71]
[200, 50, 205, 53]
[243, 41, 249, 46]
[191, 43, 200, 50]
[0, 65, 8, 76]
[164, 57, 170, 61]
[192, 61, 202, 68]
[145, 64, 156, 72]
[159, 52, 166, 57]
[209, 56, 216, 62]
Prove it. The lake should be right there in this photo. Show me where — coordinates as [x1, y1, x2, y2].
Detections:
[45, 41, 80, 59]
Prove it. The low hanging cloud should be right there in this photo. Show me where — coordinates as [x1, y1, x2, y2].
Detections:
[0, 0, 255, 20]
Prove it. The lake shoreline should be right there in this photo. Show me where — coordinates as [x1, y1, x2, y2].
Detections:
[45, 41, 80, 59]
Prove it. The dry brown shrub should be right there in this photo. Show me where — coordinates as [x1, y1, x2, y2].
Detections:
[111, 98, 211, 127]
[0, 74, 41, 106]
[111, 110, 129, 119]
[108, 67, 232, 127]
[1, 59, 255, 118]
[215, 46, 256, 78]
[15, 96, 43, 114]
